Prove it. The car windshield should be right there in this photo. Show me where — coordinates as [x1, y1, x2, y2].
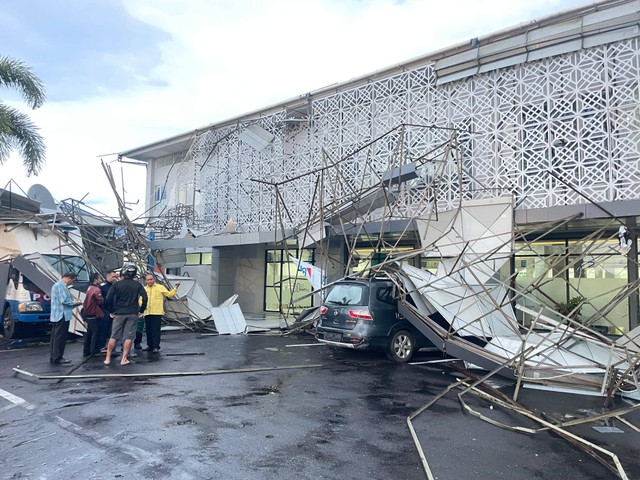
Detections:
[325, 284, 365, 305]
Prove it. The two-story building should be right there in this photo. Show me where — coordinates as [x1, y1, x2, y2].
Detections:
[120, 0, 640, 333]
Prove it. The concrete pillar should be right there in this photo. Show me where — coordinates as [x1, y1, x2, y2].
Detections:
[208, 247, 236, 307]
[209, 247, 221, 307]
[627, 219, 638, 331]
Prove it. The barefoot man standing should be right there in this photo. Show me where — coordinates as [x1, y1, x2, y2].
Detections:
[104, 264, 148, 366]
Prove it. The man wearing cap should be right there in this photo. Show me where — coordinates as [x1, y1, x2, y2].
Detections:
[49, 272, 81, 365]
[104, 264, 147, 366]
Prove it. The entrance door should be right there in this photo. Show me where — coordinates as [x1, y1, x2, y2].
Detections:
[265, 249, 315, 313]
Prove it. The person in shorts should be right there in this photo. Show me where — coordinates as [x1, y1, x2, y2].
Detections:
[104, 264, 148, 366]
[98, 269, 119, 352]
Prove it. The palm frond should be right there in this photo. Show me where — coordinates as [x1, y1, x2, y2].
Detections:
[0, 56, 46, 109]
[0, 103, 46, 175]
[0, 130, 11, 164]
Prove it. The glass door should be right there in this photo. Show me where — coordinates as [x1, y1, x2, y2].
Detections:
[265, 249, 315, 313]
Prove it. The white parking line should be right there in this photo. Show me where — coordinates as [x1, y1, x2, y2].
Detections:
[0, 387, 35, 410]
[55, 416, 163, 466]
[1, 392, 162, 467]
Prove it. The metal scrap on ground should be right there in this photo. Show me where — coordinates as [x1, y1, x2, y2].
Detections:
[262, 124, 640, 478]
[3, 119, 640, 476]
[1, 161, 253, 337]
[12, 364, 323, 380]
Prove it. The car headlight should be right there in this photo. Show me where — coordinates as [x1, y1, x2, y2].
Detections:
[19, 302, 44, 312]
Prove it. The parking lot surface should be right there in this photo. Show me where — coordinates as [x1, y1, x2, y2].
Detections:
[0, 329, 639, 479]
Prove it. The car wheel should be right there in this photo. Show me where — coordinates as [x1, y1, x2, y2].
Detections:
[387, 329, 415, 363]
[2, 306, 17, 339]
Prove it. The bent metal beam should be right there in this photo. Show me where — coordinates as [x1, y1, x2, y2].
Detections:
[12, 364, 323, 381]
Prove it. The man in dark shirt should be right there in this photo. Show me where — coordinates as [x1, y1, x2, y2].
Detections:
[98, 269, 119, 351]
[104, 264, 148, 366]
[82, 272, 104, 356]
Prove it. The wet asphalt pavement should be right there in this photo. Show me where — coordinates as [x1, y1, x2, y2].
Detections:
[0, 330, 639, 479]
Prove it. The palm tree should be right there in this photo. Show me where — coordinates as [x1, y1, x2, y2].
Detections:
[0, 56, 46, 176]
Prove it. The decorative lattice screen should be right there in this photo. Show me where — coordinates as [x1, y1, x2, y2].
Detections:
[176, 38, 640, 233]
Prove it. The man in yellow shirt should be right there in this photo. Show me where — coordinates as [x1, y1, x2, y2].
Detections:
[143, 274, 180, 353]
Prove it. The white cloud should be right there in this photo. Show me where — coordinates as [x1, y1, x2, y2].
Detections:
[1, 0, 586, 218]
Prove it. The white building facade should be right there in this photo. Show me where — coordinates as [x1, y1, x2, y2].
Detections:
[122, 0, 640, 332]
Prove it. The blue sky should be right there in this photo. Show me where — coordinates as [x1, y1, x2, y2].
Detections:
[0, 0, 169, 101]
[0, 0, 588, 217]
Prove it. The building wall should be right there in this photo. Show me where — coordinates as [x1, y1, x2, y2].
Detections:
[181, 265, 212, 300]
[153, 37, 640, 235]
[319, 239, 347, 285]
[232, 243, 266, 314]
[182, 240, 346, 315]
[142, 8, 640, 324]
[182, 245, 265, 314]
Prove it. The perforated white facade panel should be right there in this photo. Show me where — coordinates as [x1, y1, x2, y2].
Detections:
[172, 37, 640, 234]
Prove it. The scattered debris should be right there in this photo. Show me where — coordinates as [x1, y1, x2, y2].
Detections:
[1, 170, 237, 336]
[12, 432, 56, 448]
[2, 90, 639, 478]
[407, 370, 640, 479]
[261, 123, 640, 477]
[592, 426, 625, 434]
[165, 352, 205, 356]
[408, 359, 459, 366]
[12, 364, 323, 381]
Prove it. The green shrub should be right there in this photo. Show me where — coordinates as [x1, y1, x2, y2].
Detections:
[557, 295, 586, 321]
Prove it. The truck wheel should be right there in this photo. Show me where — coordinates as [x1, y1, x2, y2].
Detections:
[2, 307, 17, 339]
[386, 329, 415, 363]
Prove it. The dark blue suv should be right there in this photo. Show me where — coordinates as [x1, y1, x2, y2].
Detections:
[315, 277, 431, 362]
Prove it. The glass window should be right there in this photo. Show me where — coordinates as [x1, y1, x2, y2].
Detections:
[326, 284, 365, 306]
[264, 248, 315, 313]
[375, 285, 395, 305]
[265, 285, 280, 312]
[302, 249, 315, 263]
[154, 185, 167, 210]
[514, 239, 629, 334]
[515, 240, 565, 257]
[185, 253, 201, 265]
[567, 239, 619, 256]
[178, 182, 195, 205]
[349, 247, 413, 275]
[283, 261, 312, 310]
[184, 252, 213, 266]
[420, 258, 439, 274]
[265, 262, 281, 288]
[266, 250, 282, 263]
[42, 255, 90, 282]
